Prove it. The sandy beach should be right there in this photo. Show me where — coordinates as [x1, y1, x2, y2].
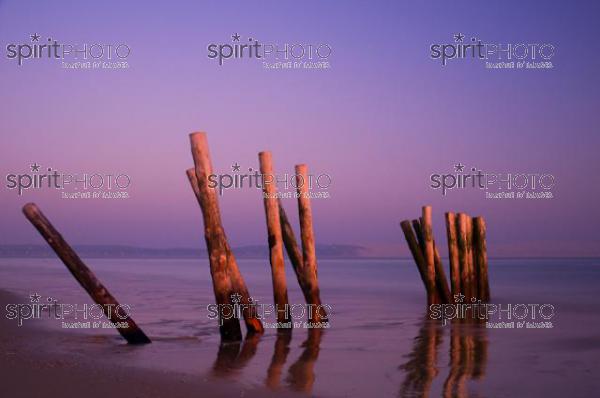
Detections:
[0, 289, 302, 398]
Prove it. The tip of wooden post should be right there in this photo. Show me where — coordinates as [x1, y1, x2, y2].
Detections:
[295, 164, 307, 173]
[189, 132, 207, 144]
[258, 151, 272, 162]
[22, 202, 38, 216]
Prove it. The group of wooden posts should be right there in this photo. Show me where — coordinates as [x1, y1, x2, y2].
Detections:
[187, 132, 327, 341]
[20, 132, 491, 347]
[400, 206, 490, 305]
[20, 131, 327, 345]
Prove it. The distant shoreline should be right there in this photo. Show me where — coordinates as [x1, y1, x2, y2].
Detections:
[0, 244, 598, 260]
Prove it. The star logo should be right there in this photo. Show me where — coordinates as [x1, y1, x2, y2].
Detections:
[231, 162, 241, 172]
[231, 33, 241, 42]
[31, 163, 41, 172]
[30, 293, 41, 303]
[454, 163, 465, 172]
[454, 293, 465, 303]
[30, 33, 41, 42]
[454, 33, 465, 43]
[230, 293, 242, 303]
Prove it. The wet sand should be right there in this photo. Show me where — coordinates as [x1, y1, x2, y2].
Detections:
[0, 289, 301, 398]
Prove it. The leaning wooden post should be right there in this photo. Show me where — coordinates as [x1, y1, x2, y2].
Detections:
[278, 198, 304, 272]
[473, 217, 490, 301]
[278, 200, 317, 308]
[22, 203, 150, 345]
[400, 220, 435, 305]
[295, 164, 327, 323]
[259, 151, 291, 327]
[456, 213, 470, 299]
[421, 206, 438, 304]
[433, 242, 452, 304]
[188, 132, 264, 338]
[412, 219, 450, 304]
[186, 168, 242, 341]
[445, 212, 461, 297]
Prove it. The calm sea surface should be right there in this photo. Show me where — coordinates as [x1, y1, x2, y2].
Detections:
[1, 257, 599, 397]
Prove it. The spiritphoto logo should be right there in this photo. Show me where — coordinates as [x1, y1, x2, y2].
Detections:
[209, 162, 331, 199]
[5, 292, 132, 329]
[207, 293, 331, 329]
[430, 163, 555, 199]
[430, 33, 555, 70]
[5, 33, 130, 70]
[430, 293, 555, 329]
[207, 33, 332, 70]
[4, 162, 131, 199]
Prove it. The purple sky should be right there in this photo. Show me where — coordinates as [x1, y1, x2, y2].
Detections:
[1, 1, 599, 257]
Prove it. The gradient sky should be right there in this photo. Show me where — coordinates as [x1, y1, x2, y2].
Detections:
[1, 1, 599, 257]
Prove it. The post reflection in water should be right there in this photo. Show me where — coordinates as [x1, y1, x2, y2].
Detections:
[212, 332, 262, 377]
[210, 328, 324, 395]
[399, 315, 489, 398]
[286, 328, 323, 393]
[266, 330, 293, 389]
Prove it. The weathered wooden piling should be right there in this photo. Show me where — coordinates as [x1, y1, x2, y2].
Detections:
[412, 219, 450, 304]
[400, 220, 436, 305]
[473, 217, 490, 301]
[188, 132, 263, 339]
[456, 213, 471, 299]
[278, 200, 324, 316]
[186, 168, 243, 341]
[294, 164, 327, 323]
[466, 216, 476, 299]
[22, 203, 150, 345]
[445, 212, 461, 296]
[402, 207, 490, 305]
[278, 199, 304, 273]
[421, 206, 438, 305]
[433, 241, 452, 304]
[259, 151, 291, 327]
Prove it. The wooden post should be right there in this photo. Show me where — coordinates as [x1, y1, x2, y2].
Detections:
[278, 198, 304, 272]
[188, 132, 263, 338]
[445, 212, 461, 297]
[421, 206, 437, 304]
[465, 216, 476, 300]
[400, 220, 435, 304]
[259, 151, 291, 327]
[295, 164, 326, 323]
[412, 219, 450, 304]
[473, 217, 490, 301]
[279, 199, 328, 322]
[433, 241, 452, 304]
[456, 213, 470, 299]
[22, 203, 150, 345]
